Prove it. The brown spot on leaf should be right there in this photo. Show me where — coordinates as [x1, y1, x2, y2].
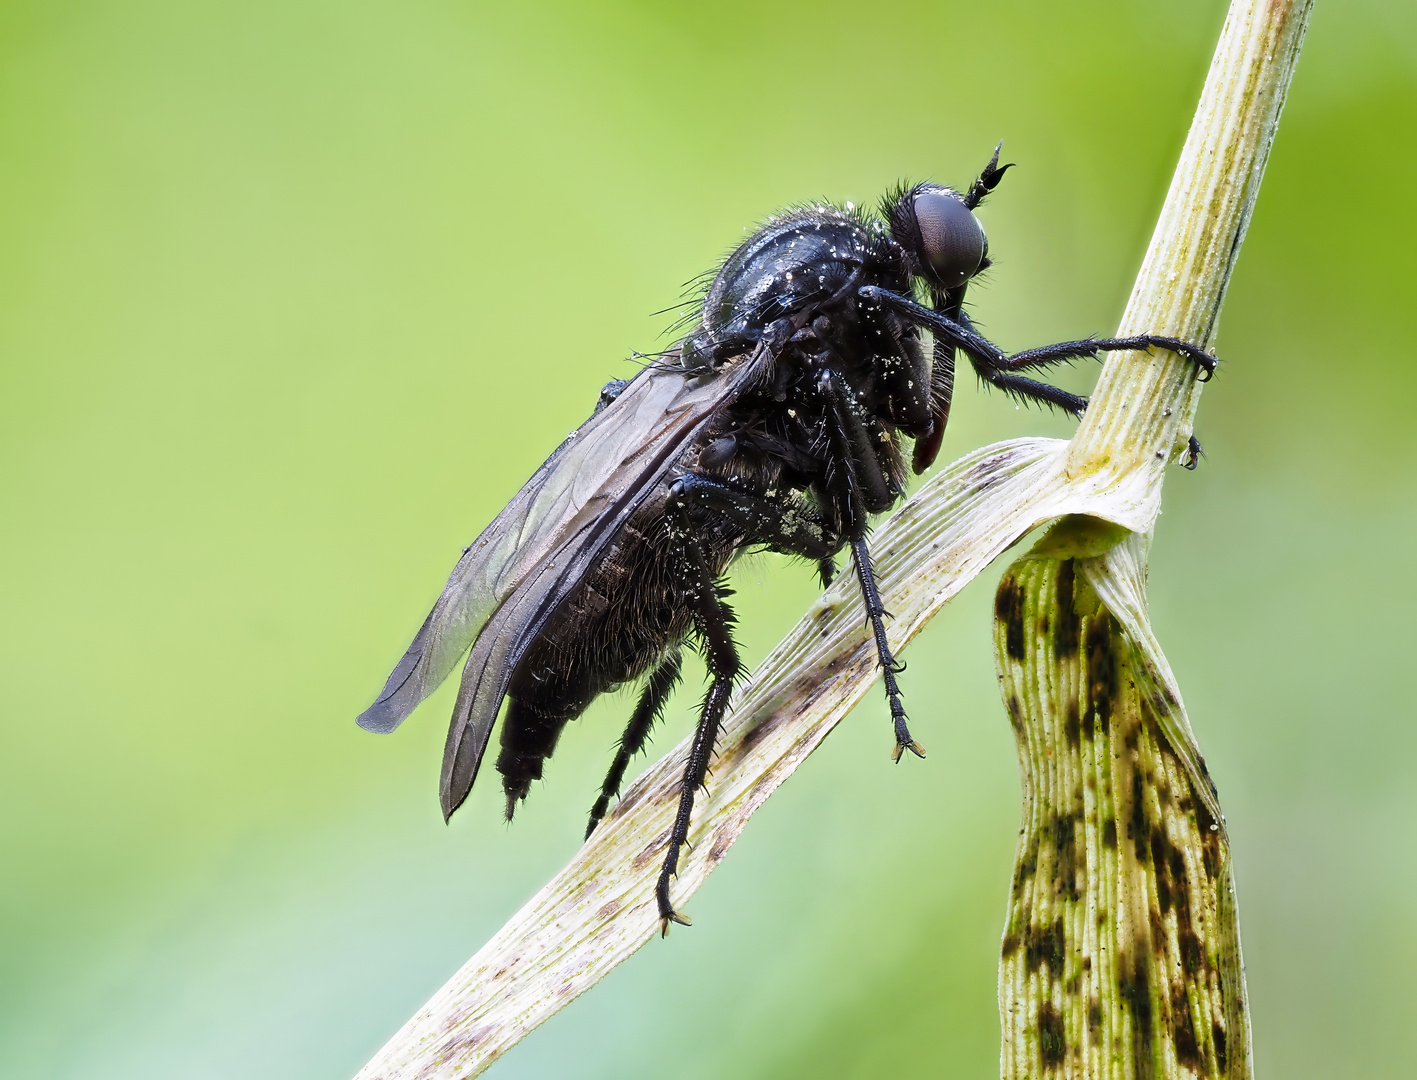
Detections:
[1172, 989, 1202, 1071]
[1118, 952, 1154, 1078]
[1169, 845, 1186, 888]
[997, 576, 1027, 660]
[966, 449, 1021, 491]
[1195, 799, 1222, 878]
[1151, 827, 1173, 912]
[1014, 837, 1038, 896]
[1064, 696, 1082, 746]
[438, 1024, 496, 1060]
[1131, 769, 1149, 861]
[1038, 1001, 1066, 1066]
[1086, 614, 1117, 736]
[634, 828, 673, 869]
[1177, 893, 1203, 976]
[741, 706, 787, 751]
[1027, 917, 1066, 975]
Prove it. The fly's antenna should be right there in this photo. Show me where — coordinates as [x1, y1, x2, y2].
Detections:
[962, 142, 1015, 210]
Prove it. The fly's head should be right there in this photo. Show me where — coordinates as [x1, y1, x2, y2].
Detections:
[886, 144, 1012, 302]
[887, 183, 990, 295]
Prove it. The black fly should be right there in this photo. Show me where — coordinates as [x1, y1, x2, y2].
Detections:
[356, 146, 1217, 932]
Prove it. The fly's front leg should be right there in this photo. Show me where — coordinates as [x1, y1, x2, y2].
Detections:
[859, 286, 1219, 413]
[998, 333, 1218, 381]
[656, 480, 745, 934]
[860, 288, 1089, 415]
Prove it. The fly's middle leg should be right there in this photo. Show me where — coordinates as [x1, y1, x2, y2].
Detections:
[851, 536, 924, 762]
[817, 367, 923, 760]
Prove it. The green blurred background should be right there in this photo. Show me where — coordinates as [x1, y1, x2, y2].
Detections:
[2, 0, 1413, 1076]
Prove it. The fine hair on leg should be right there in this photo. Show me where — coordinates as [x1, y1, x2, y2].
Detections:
[584, 650, 683, 840]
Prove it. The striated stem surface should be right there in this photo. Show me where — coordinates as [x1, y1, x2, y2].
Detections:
[1067, 0, 1312, 483]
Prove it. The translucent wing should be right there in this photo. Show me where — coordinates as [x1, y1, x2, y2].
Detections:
[355, 355, 759, 818]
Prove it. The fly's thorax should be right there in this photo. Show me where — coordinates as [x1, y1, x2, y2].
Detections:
[702, 210, 891, 338]
[675, 202, 927, 504]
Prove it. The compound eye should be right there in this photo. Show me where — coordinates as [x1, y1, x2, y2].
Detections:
[912, 189, 986, 289]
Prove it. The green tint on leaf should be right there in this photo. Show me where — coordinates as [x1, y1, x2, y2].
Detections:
[994, 531, 1249, 1079]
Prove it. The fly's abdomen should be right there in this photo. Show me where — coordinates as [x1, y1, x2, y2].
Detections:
[498, 498, 737, 818]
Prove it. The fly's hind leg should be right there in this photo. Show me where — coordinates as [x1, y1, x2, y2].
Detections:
[655, 479, 748, 934]
[584, 651, 683, 840]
